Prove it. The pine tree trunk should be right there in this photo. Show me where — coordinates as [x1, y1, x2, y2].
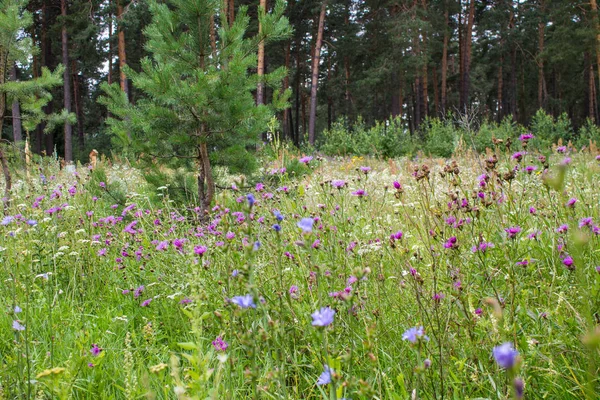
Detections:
[538, 15, 545, 109]
[0, 51, 11, 211]
[72, 60, 85, 149]
[441, 6, 449, 114]
[62, 0, 73, 163]
[421, 0, 428, 118]
[294, 41, 301, 145]
[108, 1, 113, 85]
[497, 61, 503, 121]
[209, 14, 217, 57]
[228, 0, 235, 27]
[344, 0, 352, 116]
[591, 0, 600, 104]
[433, 66, 439, 116]
[308, 1, 327, 145]
[42, 0, 54, 156]
[282, 41, 291, 139]
[327, 56, 332, 130]
[10, 64, 22, 143]
[256, 0, 267, 106]
[117, 0, 128, 99]
[461, 0, 475, 111]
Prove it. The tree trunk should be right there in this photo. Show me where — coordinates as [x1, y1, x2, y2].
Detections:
[62, 0, 73, 163]
[537, 10, 546, 109]
[591, 0, 600, 101]
[10, 64, 22, 143]
[461, 0, 475, 111]
[228, 0, 235, 27]
[282, 41, 291, 139]
[327, 56, 332, 130]
[42, 0, 54, 156]
[433, 66, 439, 116]
[72, 60, 85, 149]
[0, 51, 11, 211]
[308, 1, 327, 145]
[294, 41, 301, 145]
[497, 61, 503, 121]
[256, 0, 267, 106]
[441, 5, 449, 114]
[108, 1, 113, 85]
[117, 0, 128, 99]
[209, 14, 217, 58]
[421, 0, 428, 118]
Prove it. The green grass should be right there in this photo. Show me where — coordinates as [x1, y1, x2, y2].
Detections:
[0, 148, 599, 399]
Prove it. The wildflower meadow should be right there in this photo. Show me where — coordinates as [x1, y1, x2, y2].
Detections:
[1, 142, 600, 399]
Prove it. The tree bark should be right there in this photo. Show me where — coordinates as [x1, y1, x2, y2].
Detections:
[591, 0, 600, 103]
[294, 41, 301, 145]
[10, 64, 22, 143]
[256, 0, 267, 106]
[117, 0, 129, 100]
[42, 0, 54, 156]
[497, 60, 503, 121]
[108, 0, 113, 85]
[461, 0, 475, 111]
[420, 0, 428, 118]
[72, 60, 85, 149]
[228, 0, 235, 27]
[62, 0, 73, 162]
[537, 3, 546, 109]
[282, 41, 291, 139]
[433, 66, 439, 116]
[308, 1, 327, 145]
[441, 5, 449, 114]
[0, 51, 12, 211]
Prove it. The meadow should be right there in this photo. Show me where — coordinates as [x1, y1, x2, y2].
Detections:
[1, 140, 599, 399]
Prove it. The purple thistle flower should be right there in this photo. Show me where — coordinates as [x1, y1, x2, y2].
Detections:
[556, 224, 569, 234]
[562, 255, 574, 269]
[566, 198, 577, 208]
[90, 344, 102, 356]
[141, 298, 152, 307]
[331, 180, 346, 189]
[194, 245, 207, 255]
[579, 217, 593, 228]
[231, 295, 256, 309]
[351, 189, 367, 197]
[513, 377, 524, 399]
[134, 285, 145, 299]
[393, 181, 402, 190]
[519, 133, 534, 141]
[359, 166, 371, 173]
[493, 342, 519, 369]
[505, 226, 522, 239]
[443, 236, 458, 249]
[212, 336, 229, 351]
[311, 307, 335, 327]
[299, 156, 313, 164]
[156, 241, 169, 251]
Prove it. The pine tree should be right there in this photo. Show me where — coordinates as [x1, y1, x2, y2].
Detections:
[0, 0, 64, 211]
[100, 0, 291, 212]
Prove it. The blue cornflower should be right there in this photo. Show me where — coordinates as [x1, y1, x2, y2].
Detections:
[12, 320, 25, 331]
[311, 306, 335, 327]
[402, 326, 429, 343]
[273, 210, 284, 221]
[26, 220, 37, 226]
[316, 365, 332, 385]
[272, 224, 281, 232]
[231, 295, 256, 309]
[253, 241, 261, 251]
[246, 194, 255, 207]
[297, 218, 314, 233]
[493, 342, 519, 369]
[1, 216, 14, 226]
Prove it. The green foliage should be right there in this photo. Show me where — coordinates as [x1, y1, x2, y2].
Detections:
[99, 0, 292, 185]
[575, 118, 600, 148]
[530, 109, 574, 148]
[319, 117, 415, 158]
[420, 117, 458, 158]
